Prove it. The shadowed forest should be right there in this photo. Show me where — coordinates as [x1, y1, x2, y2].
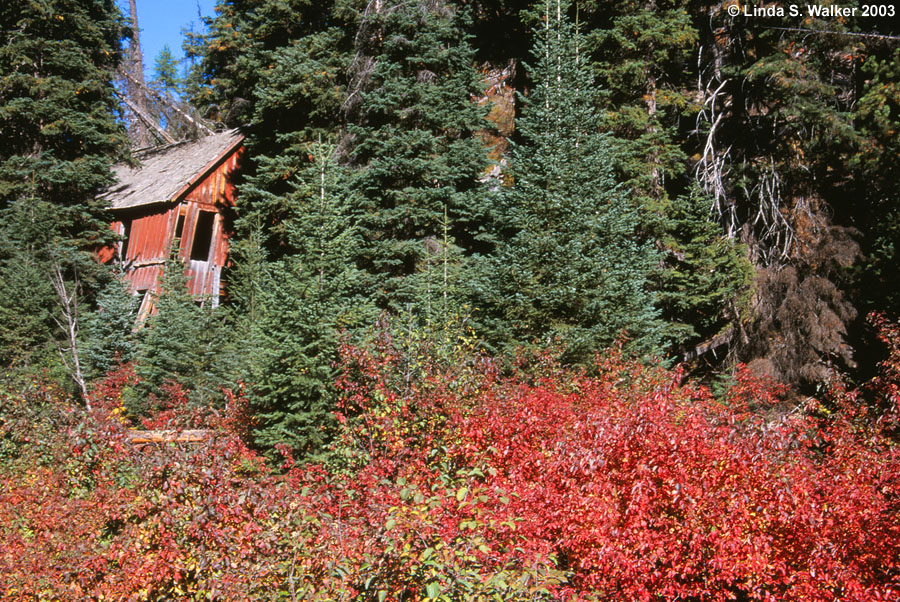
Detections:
[1, 0, 899, 599]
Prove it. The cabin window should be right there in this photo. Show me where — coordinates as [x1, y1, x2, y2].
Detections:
[135, 289, 152, 323]
[174, 213, 185, 241]
[120, 219, 132, 260]
[190, 211, 215, 262]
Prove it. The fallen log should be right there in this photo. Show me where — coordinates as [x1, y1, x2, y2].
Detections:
[126, 429, 212, 445]
[681, 326, 735, 362]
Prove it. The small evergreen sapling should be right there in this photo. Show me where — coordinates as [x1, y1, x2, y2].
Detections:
[81, 271, 138, 382]
[234, 141, 375, 459]
[130, 253, 236, 415]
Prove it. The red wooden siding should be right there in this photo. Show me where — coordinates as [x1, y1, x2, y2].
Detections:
[107, 143, 243, 310]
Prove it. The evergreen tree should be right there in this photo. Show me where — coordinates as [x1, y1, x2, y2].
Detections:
[402, 205, 469, 331]
[345, 0, 493, 313]
[153, 45, 181, 94]
[852, 46, 900, 317]
[145, 44, 213, 140]
[583, 0, 752, 360]
[235, 23, 354, 256]
[190, 1, 363, 455]
[81, 271, 138, 381]
[587, 0, 698, 203]
[691, 8, 862, 385]
[476, 0, 663, 360]
[130, 255, 236, 413]
[233, 141, 374, 459]
[656, 191, 753, 349]
[0, 0, 126, 378]
[185, 0, 341, 127]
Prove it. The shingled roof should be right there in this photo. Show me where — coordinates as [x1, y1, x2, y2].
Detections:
[100, 129, 244, 210]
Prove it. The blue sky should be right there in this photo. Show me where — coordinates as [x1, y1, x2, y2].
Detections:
[119, 0, 217, 80]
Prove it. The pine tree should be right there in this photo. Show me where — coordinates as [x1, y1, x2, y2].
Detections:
[0, 0, 126, 378]
[475, 0, 663, 360]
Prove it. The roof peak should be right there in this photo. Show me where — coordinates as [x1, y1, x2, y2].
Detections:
[101, 129, 244, 210]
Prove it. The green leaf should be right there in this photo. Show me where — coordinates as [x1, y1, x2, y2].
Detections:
[455, 487, 468, 502]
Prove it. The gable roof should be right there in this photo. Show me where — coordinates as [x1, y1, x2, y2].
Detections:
[100, 129, 244, 210]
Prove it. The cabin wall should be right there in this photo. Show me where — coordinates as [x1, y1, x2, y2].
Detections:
[107, 145, 242, 310]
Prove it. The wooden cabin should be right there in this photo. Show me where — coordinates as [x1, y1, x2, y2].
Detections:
[99, 130, 244, 315]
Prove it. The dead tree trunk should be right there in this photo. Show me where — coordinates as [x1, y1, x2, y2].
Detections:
[49, 263, 90, 408]
[123, 0, 153, 148]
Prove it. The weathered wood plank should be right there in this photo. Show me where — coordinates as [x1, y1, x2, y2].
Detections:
[126, 429, 212, 445]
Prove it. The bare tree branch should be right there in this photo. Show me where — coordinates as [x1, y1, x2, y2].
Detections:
[49, 262, 90, 408]
[116, 90, 177, 145]
[119, 70, 215, 136]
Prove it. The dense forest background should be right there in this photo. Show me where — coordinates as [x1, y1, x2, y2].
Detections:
[3, 0, 899, 455]
[1, 1, 900, 598]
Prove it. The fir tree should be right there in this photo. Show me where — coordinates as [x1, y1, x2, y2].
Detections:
[852, 47, 900, 318]
[588, 0, 698, 201]
[146, 44, 213, 140]
[402, 205, 468, 331]
[345, 0, 492, 313]
[81, 270, 138, 381]
[185, 0, 341, 127]
[234, 141, 374, 459]
[0, 0, 126, 378]
[656, 191, 753, 349]
[583, 0, 752, 360]
[191, 1, 362, 455]
[234, 23, 354, 256]
[476, 0, 664, 359]
[153, 45, 181, 94]
[130, 255, 236, 413]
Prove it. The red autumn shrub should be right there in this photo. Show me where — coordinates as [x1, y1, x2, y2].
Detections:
[0, 374, 289, 600]
[1, 321, 899, 601]
[286, 337, 563, 601]
[867, 312, 900, 431]
[325, 338, 900, 601]
[451, 350, 900, 601]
